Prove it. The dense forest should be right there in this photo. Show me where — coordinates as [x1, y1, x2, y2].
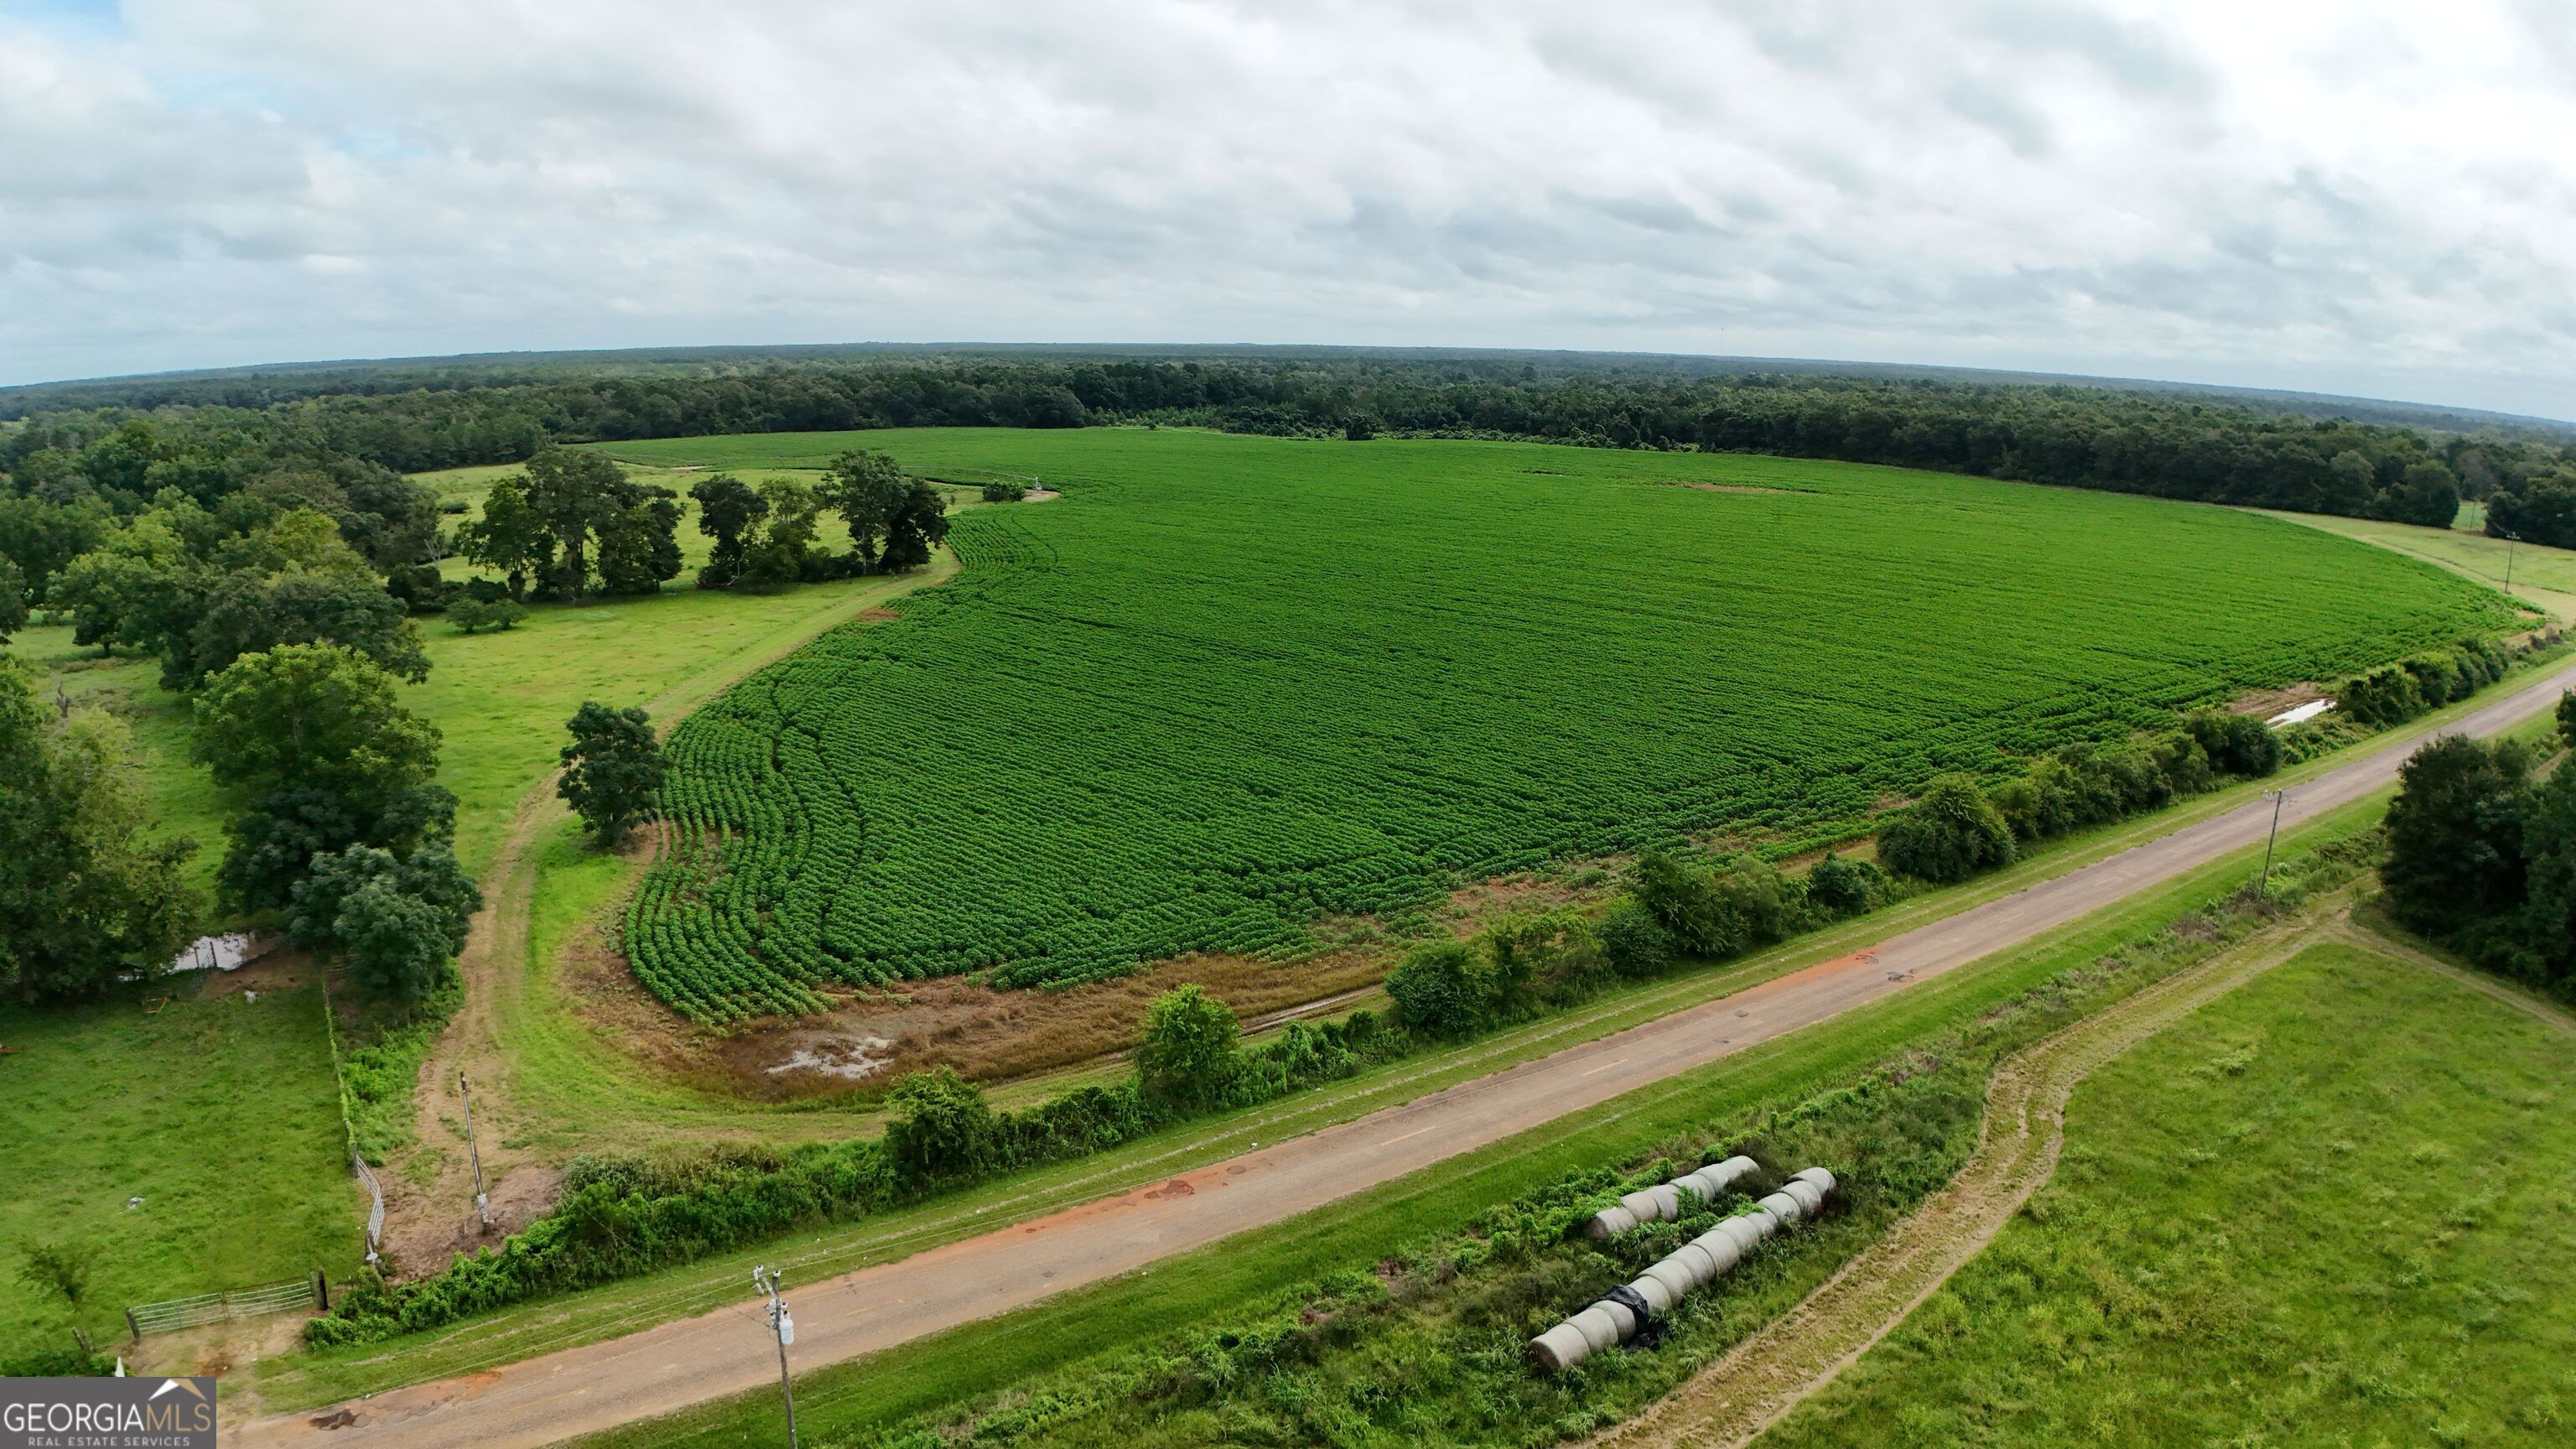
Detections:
[4, 356, 2574, 647]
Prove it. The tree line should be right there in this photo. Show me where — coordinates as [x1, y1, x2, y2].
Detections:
[8, 361, 2576, 619]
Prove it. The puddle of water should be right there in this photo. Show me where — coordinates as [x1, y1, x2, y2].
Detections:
[767, 1036, 896, 1081]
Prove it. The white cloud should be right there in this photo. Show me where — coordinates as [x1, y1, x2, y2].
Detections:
[2, 0, 2570, 416]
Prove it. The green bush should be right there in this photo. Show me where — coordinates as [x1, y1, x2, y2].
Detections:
[1875, 776, 2015, 884]
[448, 595, 527, 634]
[2336, 638, 2513, 727]
[1804, 852, 1887, 917]
[2183, 709, 2283, 779]
[884, 1067, 1000, 1182]
[1594, 900, 1676, 977]
[1135, 986, 1242, 1109]
[1628, 850, 1748, 958]
[1711, 855, 1802, 944]
[1385, 938, 1499, 1039]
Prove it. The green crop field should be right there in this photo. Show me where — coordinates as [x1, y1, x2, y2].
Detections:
[1763, 941, 2576, 1448]
[619, 428, 2515, 1020]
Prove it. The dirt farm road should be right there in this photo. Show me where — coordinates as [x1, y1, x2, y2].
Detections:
[227, 660, 2576, 1449]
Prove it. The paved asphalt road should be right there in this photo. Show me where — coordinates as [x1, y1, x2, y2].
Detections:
[228, 659, 2576, 1449]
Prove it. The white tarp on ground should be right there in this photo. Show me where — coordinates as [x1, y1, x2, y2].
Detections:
[2267, 699, 2335, 726]
[166, 932, 277, 974]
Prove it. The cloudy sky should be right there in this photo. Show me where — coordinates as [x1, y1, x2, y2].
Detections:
[5, 1, 2572, 416]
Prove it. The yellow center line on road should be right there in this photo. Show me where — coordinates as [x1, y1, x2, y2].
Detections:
[1377, 1124, 1438, 1147]
[1580, 1058, 1630, 1077]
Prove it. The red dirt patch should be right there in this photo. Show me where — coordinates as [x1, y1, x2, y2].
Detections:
[380, 1160, 564, 1276]
[858, 607, 902, 622]
[564, 906, 1394, 1102]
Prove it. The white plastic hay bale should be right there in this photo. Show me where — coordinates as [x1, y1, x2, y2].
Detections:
[1758, 1190, 1806, 1223]
[1528, 1322, 1592, 1373]
[1616, 1188, 1662, 1219]
[1584, 1204, 1640, 1239]
[1633, 1269, 1685, 1314]
[1716, 1213, 1775, 1255]
[1643, 1184, 1685, 1220]
[1670, 1241, 1720, 1282]
[1692, 1229, 1743, 1276]
[1789, 1166, 1837, 1194]
[1571, 1304, 1627, 1353]
[1598, 1298, 1640, 1338]
[1780, 1179, 1825, 1216]
[1678, 1156, 1758, 1202]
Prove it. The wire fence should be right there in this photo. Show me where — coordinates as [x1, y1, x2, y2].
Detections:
[317, 979, 384, 1266]
[127, 1274, 325, 1340]
[353, 1145, 386, 1266]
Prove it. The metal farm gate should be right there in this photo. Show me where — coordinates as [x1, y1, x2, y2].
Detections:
[125, 1271, 329, 1341]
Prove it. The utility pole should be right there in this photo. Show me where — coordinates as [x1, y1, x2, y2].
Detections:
[753, 1266, 798, 1449]
[2258, 788, 2288, 894]
[2505, 531, 2522, 595]
[460, 1071, 491, 1232]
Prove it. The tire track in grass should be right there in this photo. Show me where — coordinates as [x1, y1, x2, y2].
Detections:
[1592, 896, 2354, 1449]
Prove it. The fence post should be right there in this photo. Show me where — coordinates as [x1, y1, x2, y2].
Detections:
[314, 1269, 329, 1311]
[127, 1308, 141, 1344]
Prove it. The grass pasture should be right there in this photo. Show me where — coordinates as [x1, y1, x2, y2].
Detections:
[1763, 941, 2576, 1448]
[12, 558, 950, 906]
[623, 427, 2516, 1017]
[0, 979, 357, 1361]
[2253, 504, 2576, 625]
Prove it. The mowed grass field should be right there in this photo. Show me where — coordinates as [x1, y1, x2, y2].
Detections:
[618, 427, 2516, 1017]
[2251, 504, 2576, 626]
[0, 981, 357, 1358]
[1761, 942, 2576, 1449]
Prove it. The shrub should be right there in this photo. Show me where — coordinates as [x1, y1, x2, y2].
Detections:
[1628, 850, 1748, 958]
[981, 480, 1029, 503]
[1711, 855, 1800, 944]
[1593, 899, 1676, 978]
[449, 596, 527, 633]
[384, 563, 451, 614]
[1803, 852, 1883, 917]
[2334, 638, 2509, 730]
[1385, 938, 1498, 1038]
[1135, 985, 1242, 1109]
[1484, 909, 1602, 998]
[1875, 775, 2015, 884]
[2148, 730, 2216, 798]
[2182, 709, 2284, 780]
[884, 1067, 999, 1182]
